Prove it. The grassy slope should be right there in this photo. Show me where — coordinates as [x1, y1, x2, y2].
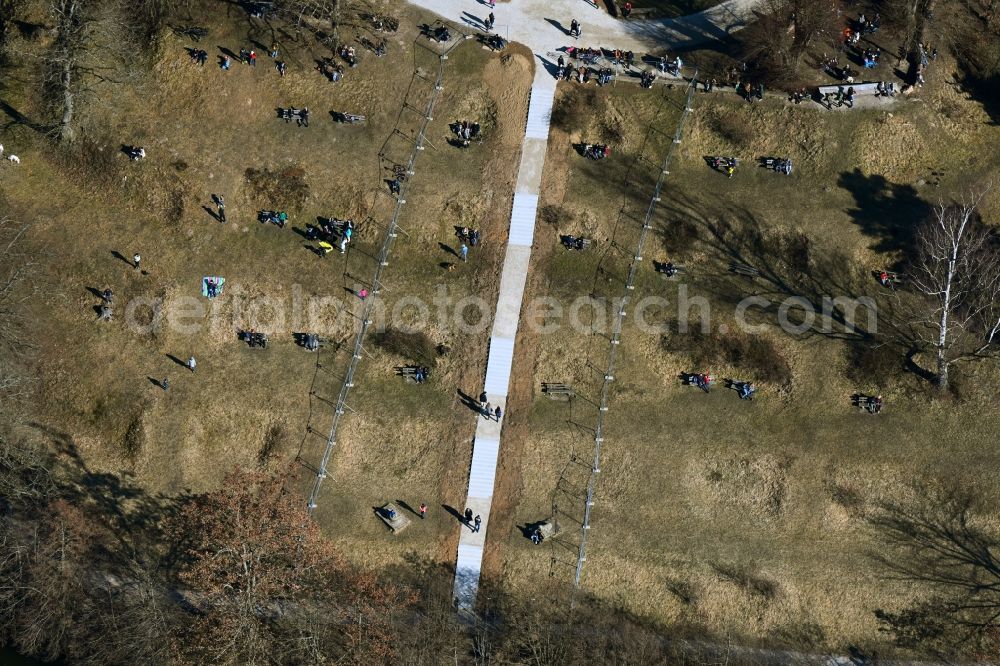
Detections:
[1, 3, 532, 569]
[496, 53, 1000, 654]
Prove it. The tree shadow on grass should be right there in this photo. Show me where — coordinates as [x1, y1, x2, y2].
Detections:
[837, 168, 931, 256]
[868, 484, 1000, 658]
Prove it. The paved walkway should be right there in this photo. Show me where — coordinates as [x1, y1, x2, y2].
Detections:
[418, 0, 762, 55]
[438, 0, 764, 611]
[454, 67, 555, 611]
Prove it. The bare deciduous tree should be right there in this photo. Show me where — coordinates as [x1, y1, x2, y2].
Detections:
[8, 0, 136, 141]
[739, 0, 842, 85]
[908, 192, 1000, 390]
[170, 467, 412, 665]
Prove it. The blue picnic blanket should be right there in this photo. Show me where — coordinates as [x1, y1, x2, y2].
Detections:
[202, 277, 225, 298]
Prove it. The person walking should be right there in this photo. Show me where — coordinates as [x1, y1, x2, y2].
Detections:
[161, 377, 169, 391]
[221, 55, 231, 70]
[494, 405, 502, 422]
[339, 225, 352, 253]
[486, 12, 494, 30]
[187, 356, 196, 372]
[249, 50, 257, 67]
[460, 243, 468, 262]
[213, 194, 226, 223]
[473, 515, 482, 532]
[419, 502, 427, 519]
[479, 391, 488, 413]
[269, 42, 279, 59]
[102, 288, 113, 303]
[483, 401, 492, 419]
[133, 253, 141, 270]
[464, 507, 473, 525]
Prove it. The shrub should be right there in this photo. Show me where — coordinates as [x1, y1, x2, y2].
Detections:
[539, 204, 572, 228]
[122, 415, 145, 466]
[55, 137, 124, 191]
[846, 343, 902, 386]
[244, 166, 310, 211]
[550, 87, 600, 132]
[258, 423, 288, 467]
[372, 328, 437, 365]
[712, 112, 754, 147]
[661, 216, 701, 258]
[662, 327, 792, 385]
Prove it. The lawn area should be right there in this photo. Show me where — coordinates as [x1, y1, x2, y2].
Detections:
[1, 1, 531, 569]
[488, 51, 1000, 656]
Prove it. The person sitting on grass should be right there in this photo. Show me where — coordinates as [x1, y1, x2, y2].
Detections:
[694, 372, 711, 392]
[738, 382, 756, 400]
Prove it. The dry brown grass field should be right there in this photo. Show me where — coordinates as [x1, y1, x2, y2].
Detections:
[488, 50, 1000, 656]
[1, 1, 531, 570]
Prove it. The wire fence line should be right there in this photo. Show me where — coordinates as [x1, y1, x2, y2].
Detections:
[296, 31, 474, 513]
[571, 73, 700, 588]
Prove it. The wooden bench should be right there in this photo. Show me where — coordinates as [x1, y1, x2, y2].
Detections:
[542, 383, 575, 400]
[396, 366, 430, 384]
[730, 262, 759, 277]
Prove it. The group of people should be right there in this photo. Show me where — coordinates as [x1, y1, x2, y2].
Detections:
[875, 81, 897, 97]
[457, 226, 481, 247]
[855, 11, 881, 35]
[318, 57, 344, 82]
[478, 391, 502, 422]
[824, 86, 856, 108]
[339, 45, 358, 68]
[687, 373, 757, 400]
[860, 47, 881, 69]
[738, 81, 765, 102]
[452, 120, 481, 147]
[658, 54, 682, 77]
[710, 156, 738, 178]
[258, 210, 288, 227]
[305, 218, 354, 254]
[639, 70, 656, 89]
[279, 107, 310, 127]
[188, 48, 209, 66]
[583, 143, 610, 160]
[763, 157, 793, 175]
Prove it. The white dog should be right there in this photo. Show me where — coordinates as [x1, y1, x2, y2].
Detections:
[7, 155, 20, 164]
